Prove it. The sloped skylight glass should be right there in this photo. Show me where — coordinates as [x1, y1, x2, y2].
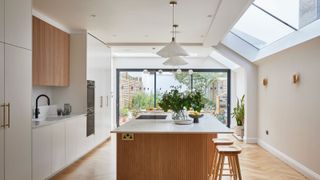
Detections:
[231, 5, 295, 49]
[254, 0, 300, 29]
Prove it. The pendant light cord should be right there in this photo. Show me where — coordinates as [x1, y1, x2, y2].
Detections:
[172, 1, 175, 41]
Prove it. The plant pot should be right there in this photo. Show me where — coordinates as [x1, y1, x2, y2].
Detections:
[234, 126, 244, 137]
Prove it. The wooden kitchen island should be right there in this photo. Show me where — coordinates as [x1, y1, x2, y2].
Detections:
[111, 115, 232, 180]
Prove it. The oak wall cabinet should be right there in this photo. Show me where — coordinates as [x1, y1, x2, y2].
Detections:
[32, 16, 70, 86]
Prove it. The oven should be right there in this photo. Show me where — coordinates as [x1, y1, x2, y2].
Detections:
[87, 80, 95, 136]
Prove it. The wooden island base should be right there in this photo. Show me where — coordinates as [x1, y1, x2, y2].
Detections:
[117, 133, 216, 180]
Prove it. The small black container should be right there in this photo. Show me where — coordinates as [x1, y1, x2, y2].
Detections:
[193, 117, 199, 123]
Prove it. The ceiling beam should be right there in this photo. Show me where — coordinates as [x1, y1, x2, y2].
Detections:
[203, 0, 253, 47]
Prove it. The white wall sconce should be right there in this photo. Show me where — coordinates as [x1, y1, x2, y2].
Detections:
[292, 73, 300, 84]
[262, 78, 268, 86]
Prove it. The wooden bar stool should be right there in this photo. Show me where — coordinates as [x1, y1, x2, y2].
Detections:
[210, 138, 234, 176]
[213, 145, 242, 180]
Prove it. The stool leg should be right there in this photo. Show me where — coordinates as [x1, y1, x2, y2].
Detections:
[231, 156, 237, 180]
[235, 155, 242, 180]
[211, 148, 218, 175]
[219, 154, 225, 180]
[227, 156, 233, 180]
[213, 153, 221, 180]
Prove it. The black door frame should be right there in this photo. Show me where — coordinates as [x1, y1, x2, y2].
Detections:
[116, 69, 231, 127]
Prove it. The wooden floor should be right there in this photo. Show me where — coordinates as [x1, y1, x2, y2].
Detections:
[52, 135, 307, 180]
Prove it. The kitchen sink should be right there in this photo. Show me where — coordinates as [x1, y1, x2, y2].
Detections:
[136, 115, 167, 120]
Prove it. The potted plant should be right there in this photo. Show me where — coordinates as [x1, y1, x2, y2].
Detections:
[158, 87, 206, 122]
[158, 86, 187, 120]
[232, 95, 245, 137]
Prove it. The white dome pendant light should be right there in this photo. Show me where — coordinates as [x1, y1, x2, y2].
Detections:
[163, 56, 188, 66]
[157, 1, 188, 59]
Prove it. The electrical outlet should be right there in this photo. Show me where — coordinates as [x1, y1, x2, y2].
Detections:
[122, 133, 134, 141]
[266, 130, 269, 135]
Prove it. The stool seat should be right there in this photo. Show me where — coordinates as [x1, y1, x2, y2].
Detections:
[212, 138, 234, 145]
[217, 145, 242, 153]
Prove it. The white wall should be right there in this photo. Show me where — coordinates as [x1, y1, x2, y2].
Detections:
[215, 44, 258, 143]
[230, 67, 245, 128]
[257, 37, 320, 178]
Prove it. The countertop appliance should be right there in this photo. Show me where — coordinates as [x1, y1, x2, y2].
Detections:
[87, 80, 95, 136]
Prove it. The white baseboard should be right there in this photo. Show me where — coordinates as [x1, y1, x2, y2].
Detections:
[258, 139, 320, 180]
[243, 137, 257, 144]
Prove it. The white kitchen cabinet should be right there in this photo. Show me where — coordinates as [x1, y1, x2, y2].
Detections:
[105, 46, 112, 138]
[4, 44, 32, 180]
[65, 118, 80, 164]
[0, 0, 4, 42]
[87, 34, 111, 147]
[0, 43, 4, 180]
[32, 125, 52, 180]
[78, 116, 89, 157]
[4, 0, 32, 49]
[51, 122, 66, 173]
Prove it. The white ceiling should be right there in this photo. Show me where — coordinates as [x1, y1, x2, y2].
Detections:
[33, 0, 251, 46]
[112, 46, 214, 57]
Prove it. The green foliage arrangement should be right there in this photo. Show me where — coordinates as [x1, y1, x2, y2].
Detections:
[158, 86, 187, 113]
[185, 91, 206, 112]
[158, 86, 205, 113]
[232, 95, 245, 126]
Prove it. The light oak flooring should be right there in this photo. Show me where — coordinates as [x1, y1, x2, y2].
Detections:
[51, 135, 307, 180]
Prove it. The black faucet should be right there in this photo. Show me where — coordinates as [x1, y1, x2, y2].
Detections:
[35, 94, 50, 119]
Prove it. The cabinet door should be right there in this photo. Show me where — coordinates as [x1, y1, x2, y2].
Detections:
[4, 44, 32, 180]
[51, 122, 66, 173]
[105, 47, 112, 138]
[32, 126, 52, 180]
[0, 43, 4, 180]
[0, 0, 4, 42]
[65, 118, 79, 164]
[4, 0, 32, 49]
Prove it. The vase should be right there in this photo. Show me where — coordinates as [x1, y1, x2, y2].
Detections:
[193, 117, 199, 123]
[172, 110, 186, 120]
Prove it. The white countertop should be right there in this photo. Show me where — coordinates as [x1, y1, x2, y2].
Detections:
[111, 114, 232, 134]
[32, 114, 86, 129]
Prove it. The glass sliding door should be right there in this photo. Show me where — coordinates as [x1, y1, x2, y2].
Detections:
[156, 70, 191, 107]
[118, 71, 154, 126]
[117, 69, 230, 127]
[192, 71, 229, 125]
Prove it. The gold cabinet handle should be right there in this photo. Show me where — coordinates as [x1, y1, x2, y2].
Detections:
[6, 103, 10, 128]
[0, 104, 5, 128]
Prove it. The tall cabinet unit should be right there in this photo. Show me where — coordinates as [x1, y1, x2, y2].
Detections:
[0, 0, 32, 180]
[87, 34, 111, 146]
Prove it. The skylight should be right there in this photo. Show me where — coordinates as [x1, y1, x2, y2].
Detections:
[230, 0, 320, 49]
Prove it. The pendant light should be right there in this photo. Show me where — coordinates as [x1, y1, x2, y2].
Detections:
[163, 56, 188, 66]
[157, 1, 188, 59]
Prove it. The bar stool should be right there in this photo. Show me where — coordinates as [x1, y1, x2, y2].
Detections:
[213, 145, 242, 180]
[210, 138, 234, 176]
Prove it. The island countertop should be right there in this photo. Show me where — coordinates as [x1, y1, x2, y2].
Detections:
[111, 114, 232, 134]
